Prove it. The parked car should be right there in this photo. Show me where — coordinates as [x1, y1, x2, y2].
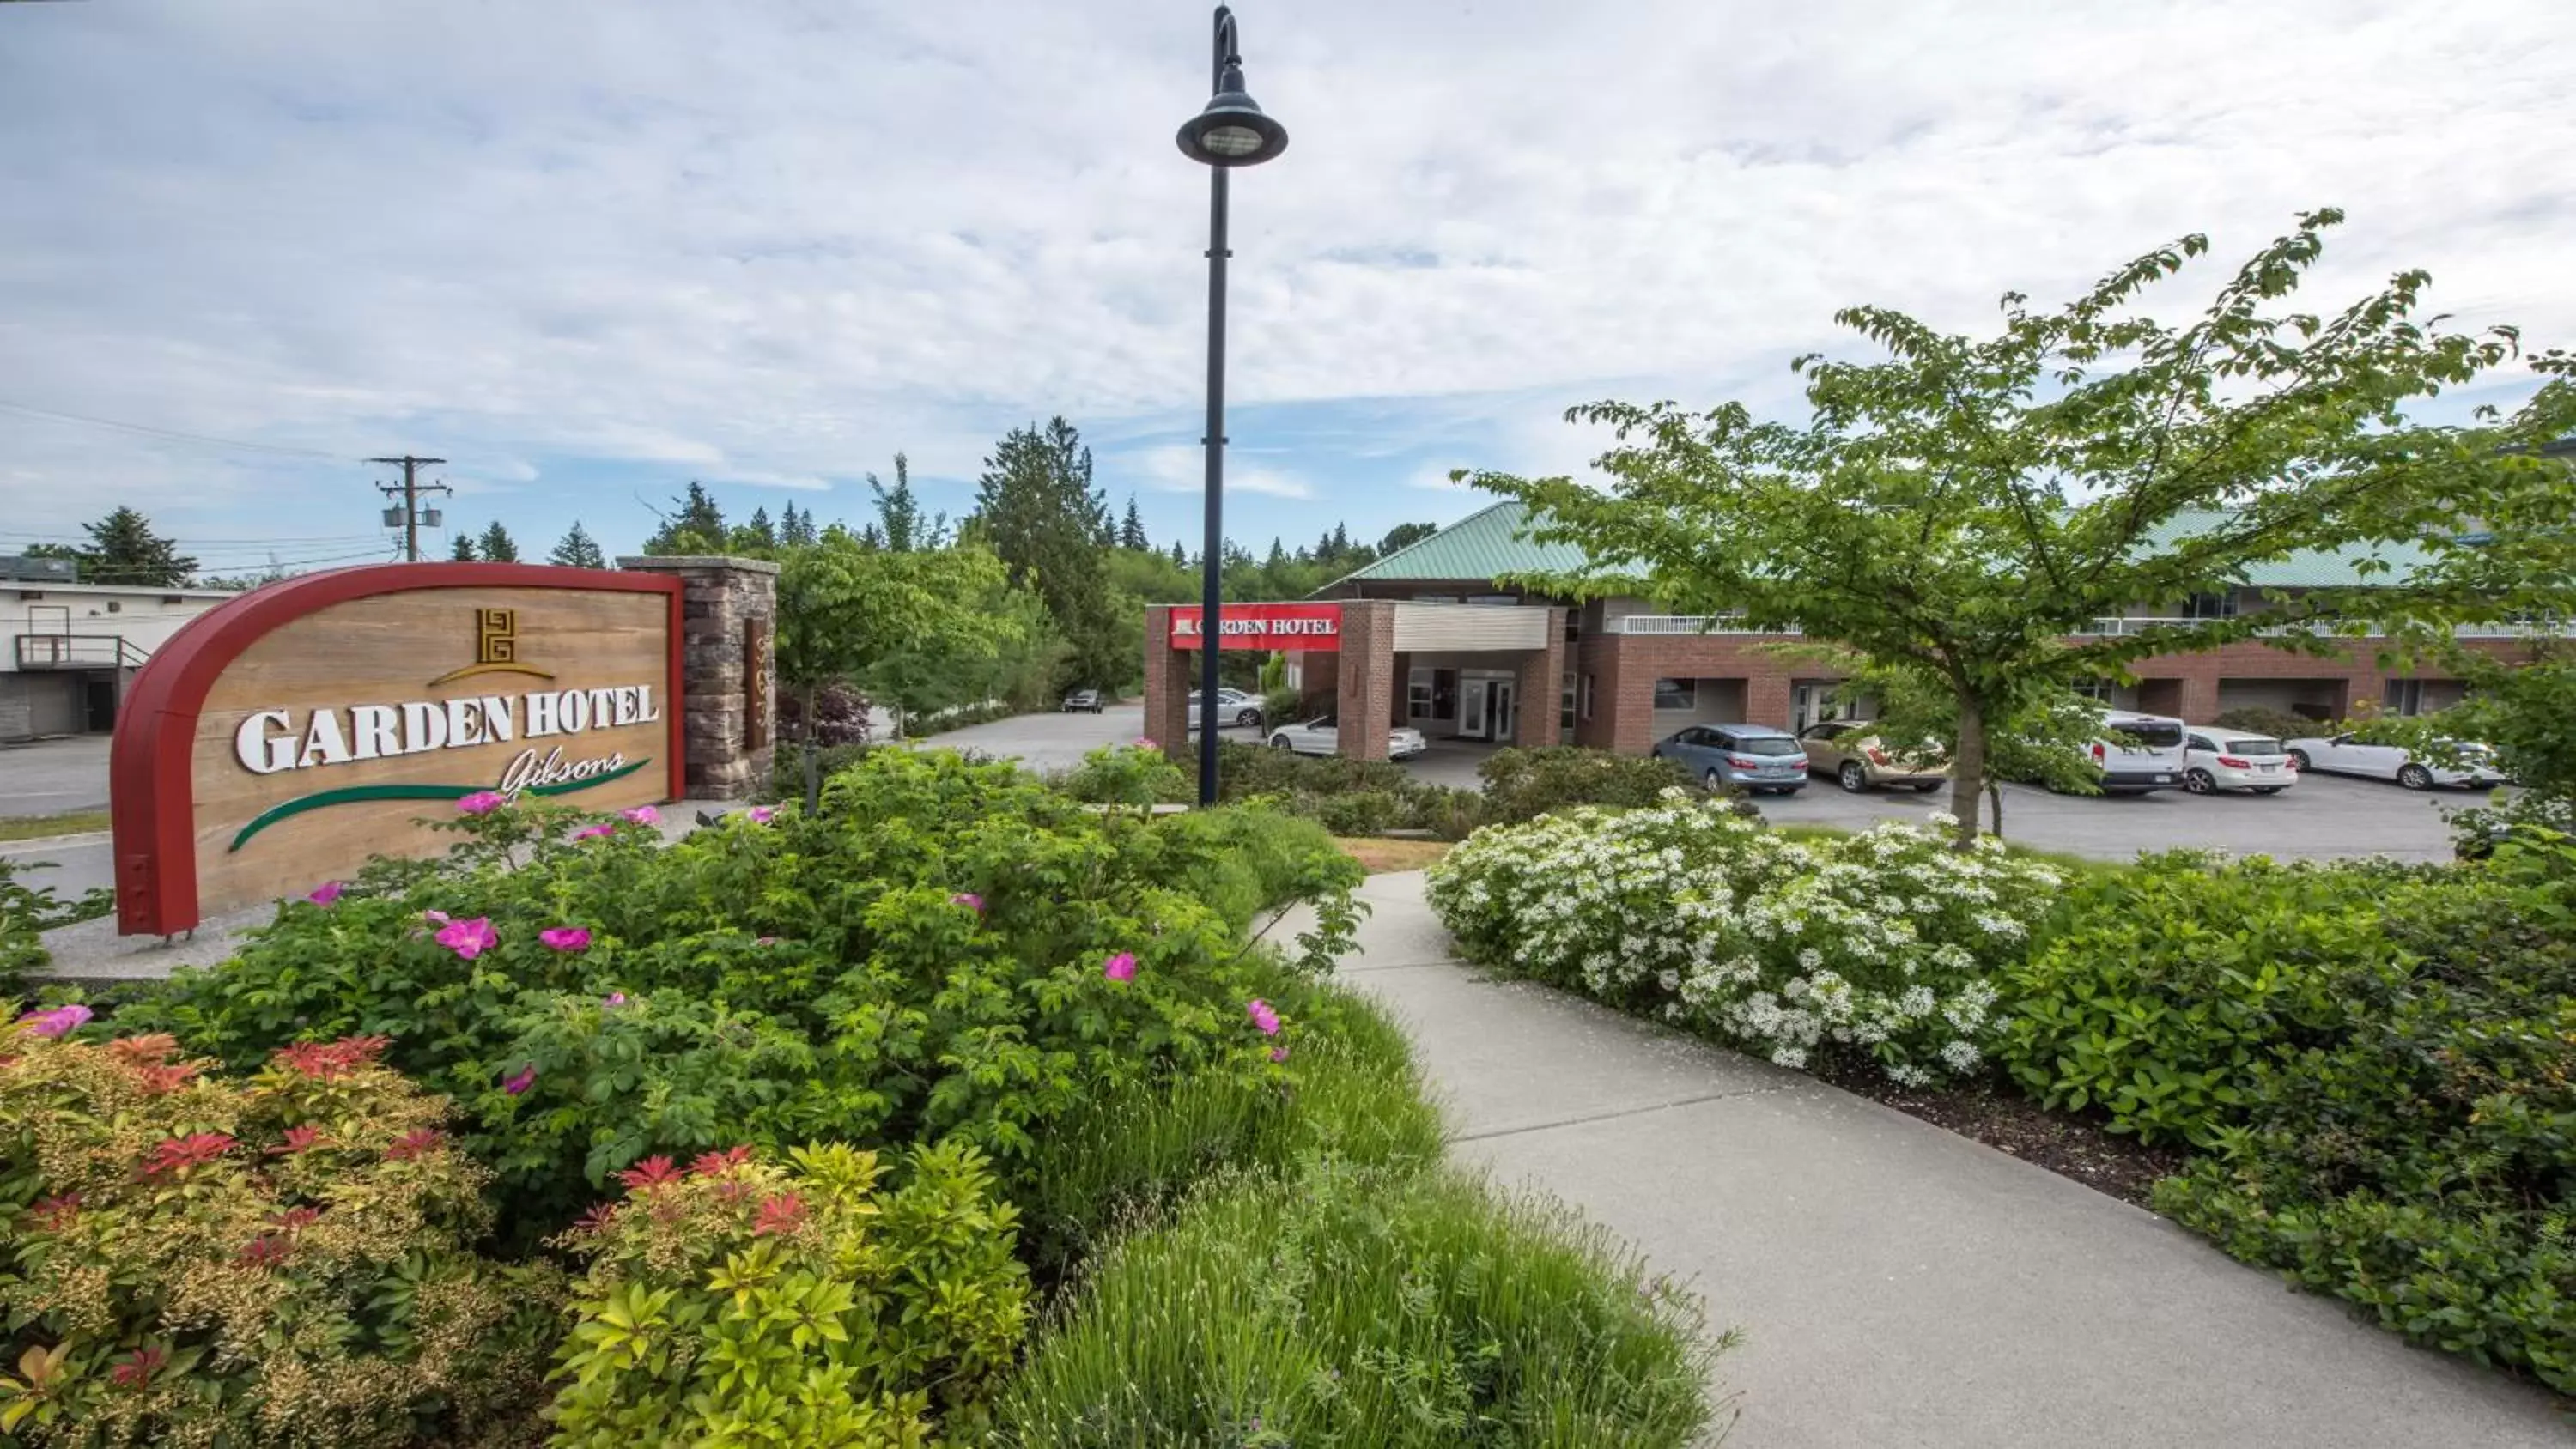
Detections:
[1188, 689, 1265, 730]
[1060, 688, 1103, 713]
[2180, 727, 2296, 795]
[1796, 720, 1947, 793]
[2284, 731, 2508, 790]
[1652, 724, 1809, 795]
[1266, 714, 1428, 760]
[2085, 710, 2188, 794]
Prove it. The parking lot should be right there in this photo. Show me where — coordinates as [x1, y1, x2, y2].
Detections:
[920, 706, 2486, 864]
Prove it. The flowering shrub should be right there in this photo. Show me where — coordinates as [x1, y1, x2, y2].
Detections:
[123, 750, 1358, 1237]
[0, 1024, 560, 1446]
[546, 1139, 1027, 1446]
[1058, 741, 1189, 811]
[1425, 795, 2062, 1083]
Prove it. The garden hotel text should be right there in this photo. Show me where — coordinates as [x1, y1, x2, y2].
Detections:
[233, 684, 659, 774]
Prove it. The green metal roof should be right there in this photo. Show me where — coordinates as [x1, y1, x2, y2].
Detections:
[1339, 499, 2448, 591]
[1332, 500, 1590, 587]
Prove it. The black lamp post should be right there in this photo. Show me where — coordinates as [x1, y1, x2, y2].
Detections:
[1178, 3, 1288, 806]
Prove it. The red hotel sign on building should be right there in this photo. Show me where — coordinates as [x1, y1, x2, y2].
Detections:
[1167, 603, 1341, 650]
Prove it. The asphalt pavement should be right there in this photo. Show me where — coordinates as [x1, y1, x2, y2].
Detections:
[0, 735, 112, 817]
[1318, 870, 2569, 1448]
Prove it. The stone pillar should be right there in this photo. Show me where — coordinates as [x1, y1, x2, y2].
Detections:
[1389, 651, 1414, 726]
[1298, 650, 1340, 716]
[1141, 606, 1192, 761]
[617, 555, 777, 800]
[1515, 608, 1566, 748]
[1334, 602, 1398, 761]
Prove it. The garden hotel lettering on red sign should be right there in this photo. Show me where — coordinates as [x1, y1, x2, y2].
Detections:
[1166, 603, 1340, 649]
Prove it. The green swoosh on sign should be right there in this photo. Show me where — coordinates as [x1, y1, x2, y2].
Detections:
[226, 757, 653, 852]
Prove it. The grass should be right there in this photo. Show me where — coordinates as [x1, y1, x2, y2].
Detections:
[1001, 970, 1728, 1447]
[1335, 835, 1454, 874]
[994, 1163, 1725, 1449]
[0, 810, 108, 844]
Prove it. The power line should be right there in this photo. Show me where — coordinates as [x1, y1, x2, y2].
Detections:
[0, 529, 390, 546]
[371, 456, 450, 563]
[0, 399, 352, 461]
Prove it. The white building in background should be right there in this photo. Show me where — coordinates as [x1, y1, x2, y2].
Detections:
[1, 558, 234, 740]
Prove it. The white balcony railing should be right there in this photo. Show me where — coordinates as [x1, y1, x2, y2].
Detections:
[1616, 614, 2576, 641]
[1613, 615, 1802, 636]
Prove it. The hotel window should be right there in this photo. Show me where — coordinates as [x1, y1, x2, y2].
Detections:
[1652, 678, 1697, 711]
[1407, 669, 1433, 719]
[1430, 669, 1458, 720]
[2385, 678, 2427, 717]
[1580, 674, 1595, 722]
[1560, 672, 1577, 730]
[2070, 680, 2113, 702]
[2181, 591, 2239, 620]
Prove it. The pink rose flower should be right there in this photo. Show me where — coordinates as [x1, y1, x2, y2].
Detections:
[18, 1004, 92, 1040]
[1246, 998, 1281, 1037]
[455, 791, 507, 816]
[755, 936, 779, 947]
[1103, 951, 1137, 983]
[1270, 1044, 1291, 1064]
[435, 916, 499, 960]
[540, 926, 592, 953]
[422, 909, 451, 925]
[951, 892, 985, 913]
[603, 992, 629, 1008]
[1137, 737, 1158, 749]
[501, 1064, 538, 1096]
[748, 806, 776, 823]
[572, 822, 617, 841]
[307, 881, 344, 906]
[622, 805, 659, 826]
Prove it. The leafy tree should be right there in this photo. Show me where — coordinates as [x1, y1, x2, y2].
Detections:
[448, 533, 477, 562]
[74, 506, 197, 586]
[645, 481, 727, 555]
[477, 520, 520, 563]
[774, 530, 1024, 807]
[1465, 210, 2575, 844]
[973, 418, 1116, 687]
[1119, 495, 1150, 551]
[1378, 521, 1438, 556]
[1824, 660, 2124, 836]
[550, 521, 608, 569]
[729, 506, 779, 556]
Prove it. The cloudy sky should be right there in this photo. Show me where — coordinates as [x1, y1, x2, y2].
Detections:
[1, 0, 2567, 572]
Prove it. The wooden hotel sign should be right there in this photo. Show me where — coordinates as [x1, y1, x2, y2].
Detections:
[111, 563, 683, 935]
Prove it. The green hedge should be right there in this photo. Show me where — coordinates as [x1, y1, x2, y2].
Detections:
[1999, 838, 2576, 1392]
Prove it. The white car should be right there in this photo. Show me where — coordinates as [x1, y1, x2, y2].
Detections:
[2180, 728, 2297, 796]
[2086, 710, 2189, 794]
[1266, 714, 1429, 760]
[2285, 732, 2508, 790]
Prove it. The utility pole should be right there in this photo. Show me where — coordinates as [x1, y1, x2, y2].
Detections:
[369, 456, 450, 562]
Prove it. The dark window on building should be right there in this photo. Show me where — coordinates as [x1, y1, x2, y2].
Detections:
[2181, 591, 2239, 620]
[1580, 675, 1595, 722]
[1653, 678, 1697, 711]
[1430, 669, 1458, 720]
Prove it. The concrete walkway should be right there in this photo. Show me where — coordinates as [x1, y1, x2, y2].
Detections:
[1335, 870, 2569, 1448]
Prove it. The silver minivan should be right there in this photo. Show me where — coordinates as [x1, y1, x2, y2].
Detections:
[2090, 710, 2188, 794]
[1652, 724, 1810, 794]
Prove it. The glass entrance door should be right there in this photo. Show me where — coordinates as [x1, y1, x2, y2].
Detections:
[1459, 681, 1488, 737]
[1490, 681, 1516, 743]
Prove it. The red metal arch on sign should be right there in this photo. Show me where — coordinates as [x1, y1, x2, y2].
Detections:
[108, 563, 686, 937]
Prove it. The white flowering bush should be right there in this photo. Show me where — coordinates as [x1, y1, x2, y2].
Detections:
[1425, 791, 2063, 1085]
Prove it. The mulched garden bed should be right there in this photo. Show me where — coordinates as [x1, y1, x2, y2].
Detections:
[1815, 1064, 2185, 1209]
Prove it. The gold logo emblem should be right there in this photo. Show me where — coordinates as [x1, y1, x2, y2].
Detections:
[427, 608, 558, 686]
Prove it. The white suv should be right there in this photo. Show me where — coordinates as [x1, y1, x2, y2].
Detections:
[2181, 728, 2297, 796]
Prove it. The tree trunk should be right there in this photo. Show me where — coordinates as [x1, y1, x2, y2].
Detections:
[802, 684, 823, 814]
[1948, 690, 1987, 849]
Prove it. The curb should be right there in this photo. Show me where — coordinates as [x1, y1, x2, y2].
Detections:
[0, 831, 112, 856]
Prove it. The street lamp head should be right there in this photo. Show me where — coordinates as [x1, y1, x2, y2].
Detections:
[1177, 62, 1287, 167]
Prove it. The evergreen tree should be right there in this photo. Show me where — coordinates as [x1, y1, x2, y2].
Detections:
[747, 506, 778, 549]
[781, 502, 817, 548]
[1170, 539, 1188, 568]
[644, 481, 728, 555]
[1120, 495, 1149, 551]
[76, 506, 197, 586]
[477, 521, 520, 563]
[448, 533, 478, 562]
[973, 417, 1115, 685]
[1265, 537, 1289, 568]
[871, 453, 923, 553]
[550, 521, 607, 569]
